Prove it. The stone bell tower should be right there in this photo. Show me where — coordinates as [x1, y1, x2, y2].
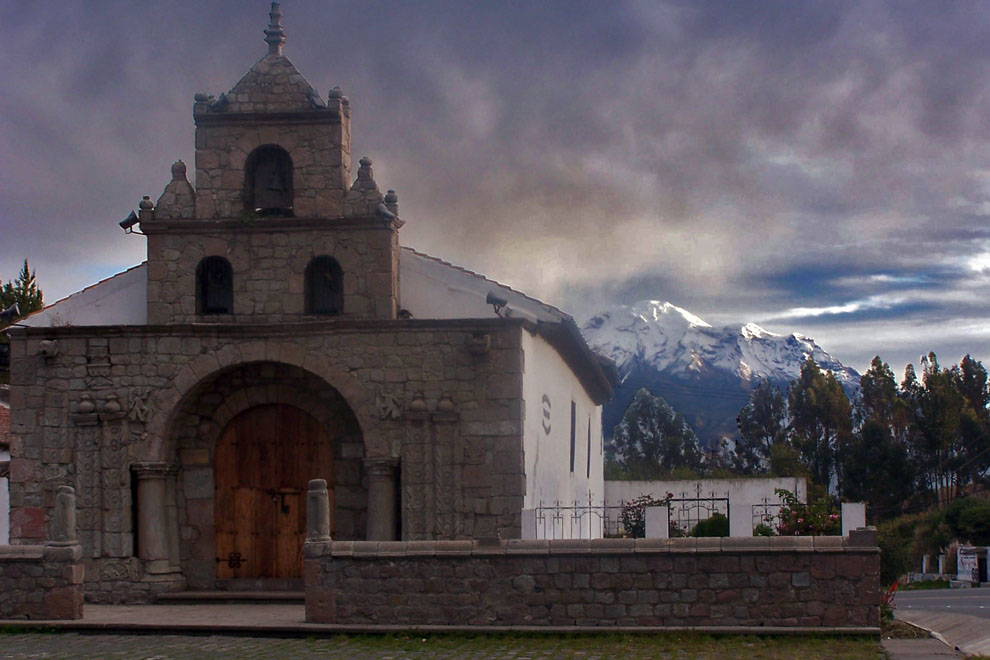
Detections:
[143, 3, 401, 324]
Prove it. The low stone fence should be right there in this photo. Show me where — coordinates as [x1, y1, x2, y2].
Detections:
[303, 531, 880, 629]
[0, 486, 85, 620]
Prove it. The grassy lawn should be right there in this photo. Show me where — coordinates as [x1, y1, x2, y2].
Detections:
[328, 632, 887, 659]
[0, 630, 889, 660]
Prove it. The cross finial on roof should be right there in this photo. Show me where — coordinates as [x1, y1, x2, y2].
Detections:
[264, 2, 286, 55]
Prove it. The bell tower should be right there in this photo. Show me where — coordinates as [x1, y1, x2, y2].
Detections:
[143, 3, 401, 324]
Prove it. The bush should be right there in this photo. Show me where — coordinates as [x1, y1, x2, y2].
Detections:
[878, 513, 925, 585]
[775, 488, 840, 536]
[690, 513, 729, 537]
[953, 498, 990, 545]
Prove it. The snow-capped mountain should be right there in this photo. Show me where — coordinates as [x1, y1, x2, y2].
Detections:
[582, 300, 860, 446]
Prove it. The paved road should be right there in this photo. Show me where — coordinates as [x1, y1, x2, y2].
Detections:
[898, 587, 990, 619]
[895, 588, 990, 657]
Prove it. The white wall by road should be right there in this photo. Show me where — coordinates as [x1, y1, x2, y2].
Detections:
[605, 477, 807, 537]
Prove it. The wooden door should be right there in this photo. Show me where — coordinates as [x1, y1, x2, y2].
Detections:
[215, 404, 334, 579]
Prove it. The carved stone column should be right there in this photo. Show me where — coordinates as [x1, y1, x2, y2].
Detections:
[52, 486, 78, 545]
[131, 462, 179, 577]
[164, 472, 181, 573]
[365, 457, 399, 541]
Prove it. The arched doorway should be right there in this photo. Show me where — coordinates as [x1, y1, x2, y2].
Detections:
[214, 403, 334, 579]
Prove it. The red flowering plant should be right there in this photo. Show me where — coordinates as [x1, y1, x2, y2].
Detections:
[880, 581, 898, 623]
[774, 488, 841, 536]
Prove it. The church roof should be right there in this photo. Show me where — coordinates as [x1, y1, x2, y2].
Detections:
[18, 250, 616, 403]
[223, 53, 322, 114]
[206, 3, 324, 114]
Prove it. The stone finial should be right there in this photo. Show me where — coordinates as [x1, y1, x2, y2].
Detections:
[328, 86, 343, 100]
[358, 157, 373, 179]
[139, 196, 154, 210]
[77, 393, 96, 415]
[264, 2, 286, 56]
[156, 160, 196, 220]
[384, 189, 398, 216]
[170, 160, 187, 180]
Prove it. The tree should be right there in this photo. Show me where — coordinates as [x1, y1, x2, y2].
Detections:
[859, 357, 900, 428]
[912, 353, 969, 504]
[608, 387, 704, 479]
[0, 259, 44, 325]
[735, 379, 787, 473]
[841, 418, 915, 517]
[787, 358, 852, 491]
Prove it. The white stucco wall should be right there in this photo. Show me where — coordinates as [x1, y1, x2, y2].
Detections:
[21, 263, 147, 328]
[399, 249, 564, 323]
[521, 330, 604, 539]
[605, 477, 807, 537]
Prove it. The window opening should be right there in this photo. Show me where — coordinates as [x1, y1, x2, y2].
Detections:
[586, 416, 592, 479]
[196, 256, 233, 314]
[305, 256, 343, 315]
[569, 400, 576, 474]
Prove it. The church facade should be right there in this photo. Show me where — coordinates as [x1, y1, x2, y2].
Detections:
[6, 4, 613, 602]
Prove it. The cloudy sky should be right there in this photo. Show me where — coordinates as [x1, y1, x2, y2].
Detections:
[1, 1, 988, 376]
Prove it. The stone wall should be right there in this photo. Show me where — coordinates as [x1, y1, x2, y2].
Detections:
[0, 544, 85, 619]
[144, 218, 399, 324]
[191, 102, 351, 220]
[8, 319, 526, 596]
[304, 532, 880, 629]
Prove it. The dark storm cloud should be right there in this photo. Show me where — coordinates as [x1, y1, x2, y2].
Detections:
[1, 1, 987, 371]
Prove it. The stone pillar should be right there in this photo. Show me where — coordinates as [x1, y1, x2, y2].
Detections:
[307, 479, 332, 542]
[52, 486, 78, 545]
[645, 506, 669, 539]
[841, 502, 867, 537]
[132, 463, 179, 576]
[365, 458, 399, 541]
[165, 472, 181, 573]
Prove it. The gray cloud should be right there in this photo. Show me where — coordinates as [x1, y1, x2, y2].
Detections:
[1, 1, 987, 373]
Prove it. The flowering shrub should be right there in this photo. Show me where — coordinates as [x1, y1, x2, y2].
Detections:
[774, 488, 841, 536]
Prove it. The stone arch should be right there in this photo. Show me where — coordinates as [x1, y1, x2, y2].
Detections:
[147, 343, 382, 461]
[163, 361, 373, 586]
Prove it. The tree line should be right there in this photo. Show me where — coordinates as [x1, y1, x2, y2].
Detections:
[608, 353, 990, 520]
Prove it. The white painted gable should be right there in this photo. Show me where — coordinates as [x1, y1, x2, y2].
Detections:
[20, 264, 147, 328]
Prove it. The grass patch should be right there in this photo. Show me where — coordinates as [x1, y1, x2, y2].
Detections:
[901, 578, 951, 590]
[304, 631, 886, 659]
[882, 619, 930, 639]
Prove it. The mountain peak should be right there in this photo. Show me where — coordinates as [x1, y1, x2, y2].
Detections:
[582, 299, 860, 444]
[740, 322, 777, 340]
[633, 300, 713, 328]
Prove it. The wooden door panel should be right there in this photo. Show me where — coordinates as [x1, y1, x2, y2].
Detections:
[215, 404, 334, 580]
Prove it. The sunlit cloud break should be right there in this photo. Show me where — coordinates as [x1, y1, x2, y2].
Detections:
[767, 294, 907, 320]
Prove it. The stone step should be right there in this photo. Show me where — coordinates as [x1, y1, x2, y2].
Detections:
[156, 591, 304, 605]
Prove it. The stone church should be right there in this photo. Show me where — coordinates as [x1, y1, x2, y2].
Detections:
[6, 4, 614, 601]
